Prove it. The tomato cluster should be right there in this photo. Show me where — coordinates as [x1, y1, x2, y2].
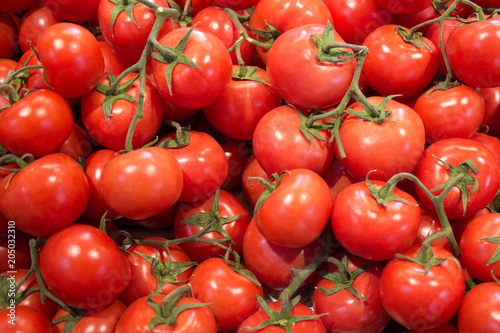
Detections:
[1, 0, 500, 332]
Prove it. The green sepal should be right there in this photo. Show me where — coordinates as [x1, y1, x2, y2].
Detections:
[223, 249, 261, 287]
[366, 174, 415, 207]
[0, 275, 38, 309]
[232, 66, 270, 86]
[95, 73, 139, 119]
[50, 308, 88, 333]
[250, 171, 287, 217]
[431, 157, 479, 217]
[346, 94, 398, 124]
[251, 22, 281, 49]
[108, 0, 139, 38]
[295, 108, 334, 148]
[395, 25, 432, 52]
[482, 236, 500, 266]
[487, 189, 500, 213]
[156, 128, 190, 148]
[312, 21, 356, 64]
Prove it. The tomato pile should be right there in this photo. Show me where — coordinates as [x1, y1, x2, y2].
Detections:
[1, 0, 500, 332]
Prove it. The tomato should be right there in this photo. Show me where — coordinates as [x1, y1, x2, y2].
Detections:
[414, 138, 500, 219]
[0, 305, 51, 333]
[457, 282, 500, 333]
[408, 321, 458, 333]
[160, 130, 228, 202]
[312, 253, 390, 333]
[447, 18, 500, 88]
[0, 13, 19, 60]
[132, 203, 178, 230]
[81, 73, 164, 151]
[242, 218, 322, 290]
[266, 24, 355, 109]
[0, 0, 37, 13]
[241, 155, 270, 208]
[41, 0, 99, 22]
[115, 294, 217, 333]
[98, 41, 129, 76]
[172, 0, 214, 16]
[39, 224, 130, 310]
[18, 4, 61, 54]
[480, 86, 500, 138]
[252, 106, 335, 176]
[213, 0, 259, 10]
[474, 0, 500, 6]
[220, 138, 251, 190]
[120, 237, 193, 306]
[0, 89, 73, 157]
[256, 169, 333, 248]
[470, 132, 500, 166]
[413, 84, 485, 143]
[55, 122, 95, 161]
[151, 27, 233, 109]
[0, 153, 89, 237]
[190, 257, 264, 331]
[361, 24, 438, 98]
[0, 59, 19, 108]
[373, 0, 432, 13]
[0, 228, 31, 273]
[100, 147, 183, 220]
[380, 245, 465, 330]
[332, 180, 421, 261]
[15, 48, 49, 92]
[51, 299, 126, 333]
[335, 96, 426, 181]
[37, 22, 105, 98]
[174, 189, 250, 263]
[413, 207, 450, 251]
[321, 160, 358, 204]
[324, 0, 393, 45]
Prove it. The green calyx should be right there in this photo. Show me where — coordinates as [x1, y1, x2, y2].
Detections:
[346, 94, 397, 124]
[396, 25, 432, 52]
[251, 22, 281, 50]
[222, 249, 261, 287]
[313, 21, 356, 64]
[481, 236, 500, 267]
[156, 121, 190, 149]
[50, 309, 88, 333]
[232, 66, 270, 86]
[296, 108, 334, 149]
[250, 171, 287, 217]
[366, 174, 415, 207]
[108, 0, 140, 38]
[95, 73, 139, 118]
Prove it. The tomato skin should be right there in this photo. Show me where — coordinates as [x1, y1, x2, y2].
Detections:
[0, 153, 89, 237]
[0, 89, 73, 157]
[253, 106, 335, 176]
[447, 18, 500, 88]
[18, 4, 61, 54]
[373, 0, 432, 13]
[189, 257, 264, 331]
[362, 24, 438, 98]
[335, 96, 426, 181]
[312, 253, 390, 333]
[0, 305, 51, 333]
[321, 160, 358, 204]
[457, 282, 500, 333]
[257, 169, 333, 248]
[414, 138, 500, 219]
[266, 24, 355, 110]
[220, 138, 251, 190]
[424, 19, 463, 77]
[332, 180, 421, 261]
[408, 321, 458, 333]
[37, 23, 104, 98]
[470, 132, 500, 166]
[100, 147, 183, 220]
[241, 155, 270, 208]
[380, 245, 465, 330]
[413, 84, 485, 144]
[0, 0, 37, 13]
[0, 13, 19, 60]
[115, 294, 217, 333]
[41, 0, 99, 22]
[152, 27, 233, 109]
[0, 228, 32, 273]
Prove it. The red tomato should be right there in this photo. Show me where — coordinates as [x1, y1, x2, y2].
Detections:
[213, 0, 259, 10]
[380, 245, 465, 330]
[18, 4, 61, 53]
[335, 96, 426, 181]
[0, 13, 19, 59]
[220, 137, 251, 190]
[0, 153, 89, 237]
[457, 282, 500, 333]
[241, 155, 270, 208]
[98, 41, 129, 76]
[120, 237, 193, 306]
[362, 24, 438, 98]
[41, 0, 99, 22]
[0, 0, 37, 13]
[15, 48, 50, 92]
[332, 180, 421, 261]
[252, 105, 335, 176]
[424, 19, 464, 76]
[408, 321, 458, 333]
[480, 86, 500, 138]
[0, 305, 51, 333]
[37, 23, 104, 98]
[413, 207, 450, 250]
[39, 224, 131, 310]
[413, 84, 485, 143]
[0, 228, 32, 273]
[55, 122, 94, 161]
[256, 169, 333, 248]
[447, 18, 500, 88]
[321, 160, 358, 204]
[0, 89, 73, 157]
[190, 257, 264, 331]
[373, 0, 432, 13]
[100, 147, 183, 220]
[151, 27, 233, 109]
[414, 138, 500, 219]
[470, 132, 500, 166]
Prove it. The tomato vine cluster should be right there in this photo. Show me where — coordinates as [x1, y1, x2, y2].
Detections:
[1, 0, 500, 332]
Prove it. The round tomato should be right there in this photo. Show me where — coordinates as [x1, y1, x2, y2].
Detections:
[241, 155, 270, 208]
[41, 0, 99, 22]
[0, 0, 37, 13]
[373, 0, 432, 13]
[18, 4, 61, 54]
[457, 282, 500, 333]
[0, 13, 19, 60]
[0, 306, 51, 333]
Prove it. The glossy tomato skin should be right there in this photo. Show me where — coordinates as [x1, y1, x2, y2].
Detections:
[238, 300, 327, 333]
[0, 153, 89, 237]
[37, 23, 105, 98]
[335, 96, 426, 181]
[313, 253, 390, 333]
[362, 24, 438, 98]
[480, 86, 500, 138]
[256, 169, 333, 248]
[266, 24, 355, 110]
[457, 282, 500, 333]
[51, 299, 126, 333]
[115, 294, 217, 333]
[332, 180, 421, 261]
[413, 84, 485, 143]
[120, 237, 193, 306]
[190, 257, 264, 331]
[0, 305, 51, 333]
[100, 147, 183, 220]
[174, 189, 250, 263]
[373, 0, 432, 13]
[253, 105, 335, 176]
[414, 138, 500, 219]
[81, 73, 164, 151]
[380, 245, 465, 330]
[0, 13, 19, 60]
[447, 18, 500, 88]
[0, 89, 73, 157]
[459, 213, 500, 282]
[39, 224, 130, 310]
[18, 4, 61, 54]
[41, 0, 99, 22]
[241, 155, 270, 208]
[152, 27, 233, 109]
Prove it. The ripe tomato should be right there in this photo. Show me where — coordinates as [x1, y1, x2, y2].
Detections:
[241, 155, 270, 208]
[457, 282, 500, 333]
[0, 305, 51, 333]
[55, 122, 94, 161]
[0, 153, 89, 237]
[41, 0, 99, 22]
[480, 86, 500, 138]
[0, 13, 19, 60]
[37, 22, 105, 98]
[39, 224, 131, 310]
[321, 160, 358, 204]
[18, 4, 61, 54]
[373, 0, 432, 13]
[0, 0, 37, 13]
[100, 147, 183, 220]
